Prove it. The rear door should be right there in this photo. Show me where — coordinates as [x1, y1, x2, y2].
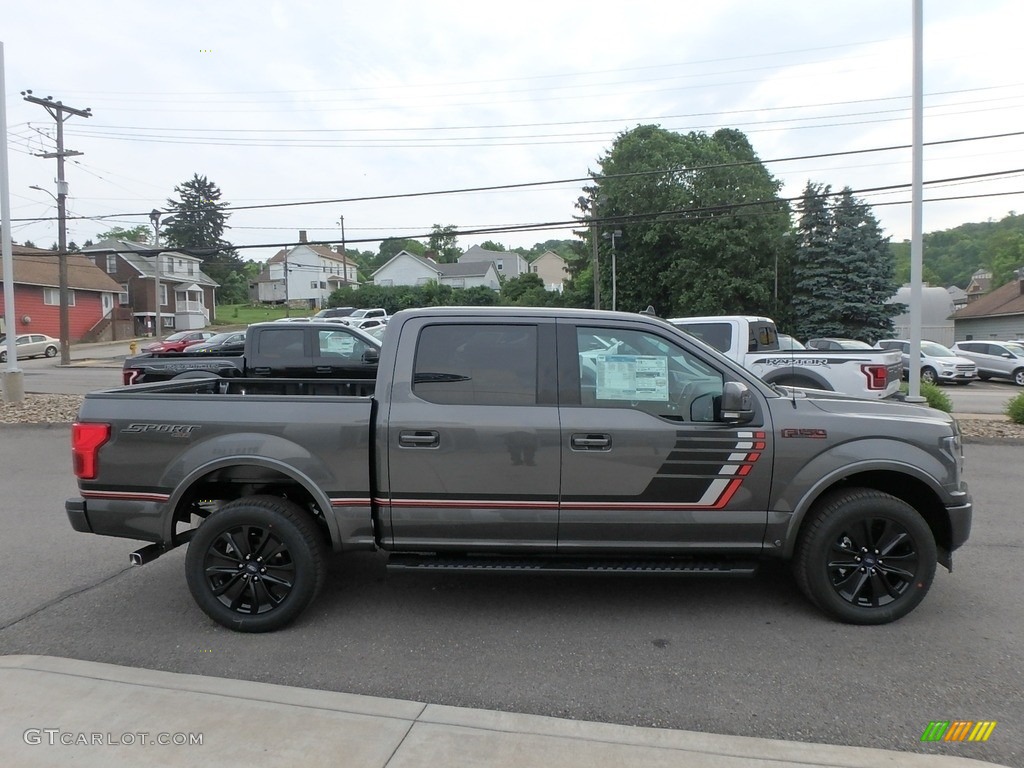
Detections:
[382, 317, 560, 551]
[557, 320, 772, 553]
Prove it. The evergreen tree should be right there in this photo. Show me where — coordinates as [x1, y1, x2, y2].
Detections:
[791, 184, 901, 342]
[162, 174, 243, 296]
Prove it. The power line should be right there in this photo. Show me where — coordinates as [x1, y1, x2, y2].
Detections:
[13, 130, 1024, 226]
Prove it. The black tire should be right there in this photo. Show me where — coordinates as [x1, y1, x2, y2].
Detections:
[978, 372, 990, 381]
[44, 345, 58, 358]
[793, 488, 936, 625]
[0, 351, 6, 363]
[185, 495, 326, 632]
[1014, 369, 1024, 387]
[920, 367, 937, 385]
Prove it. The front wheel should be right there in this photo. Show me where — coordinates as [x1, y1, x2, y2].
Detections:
[920, 367, 937, 385]
[0, 351, 6, 363]
[793, 488, 936, 624]
[1014, 368, 1024, 387]
[185, 495, 326, 632]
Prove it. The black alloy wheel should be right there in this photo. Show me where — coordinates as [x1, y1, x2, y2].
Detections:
[794, 488, 936, 624]
[185, 495, 325, 632]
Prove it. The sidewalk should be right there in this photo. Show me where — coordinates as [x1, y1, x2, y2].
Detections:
[0, 656, 1004, 768]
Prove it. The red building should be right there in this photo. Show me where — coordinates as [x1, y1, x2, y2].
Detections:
[0, 245, 124, 343]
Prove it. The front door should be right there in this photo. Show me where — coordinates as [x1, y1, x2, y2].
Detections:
[384, 319, 560, 552]
[556, 322, 771, 553]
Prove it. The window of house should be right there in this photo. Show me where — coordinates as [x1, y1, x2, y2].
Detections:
[118, 284, 130, 305]
[43, 288, 76, 306]
[106, 254, 117, 273]
[310, 281, 318, 289]
[413, 324, 537, 406]
[496, 260, 504, 271]
[576, 327, 723, 422]
[320, 281, 327, 289]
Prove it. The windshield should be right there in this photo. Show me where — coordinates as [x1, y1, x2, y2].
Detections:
[835, 339, 873, 350]
[921, 341, 955, 357]
[1005, 343, 1024, 356]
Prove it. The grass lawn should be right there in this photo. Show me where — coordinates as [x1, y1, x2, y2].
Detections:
[211, 304, 310, 326]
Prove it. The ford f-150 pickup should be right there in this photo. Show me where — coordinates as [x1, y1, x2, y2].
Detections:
[66, 307, 972, 632]
[668, 315, 903, 399]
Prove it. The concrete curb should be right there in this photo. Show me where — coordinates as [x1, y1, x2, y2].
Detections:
[0, 656, 1005, 768]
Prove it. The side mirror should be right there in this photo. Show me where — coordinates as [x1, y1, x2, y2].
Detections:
[362, 348, 380, 364]
[720, 381, 754, 424]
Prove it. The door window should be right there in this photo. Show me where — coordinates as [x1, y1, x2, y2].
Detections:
[413, 324, 537, 406]
[577, 327, 723, 422]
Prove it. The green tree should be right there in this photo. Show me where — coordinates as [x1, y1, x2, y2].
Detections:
[163, 174, 230, 251]
[162, 174, 244, 299]
[587, 125, 790, 316]
[791, 184, 901, 342]
[428, 224, 460, 262]
[378, 238, 425, 262]
[478, 240, 507, 252]
[96, 225, 151, 244]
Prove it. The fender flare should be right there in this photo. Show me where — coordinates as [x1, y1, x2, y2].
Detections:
[772, 453, 950, 559]
[163, 455, 342, 548]
[760, 368, 834, 390]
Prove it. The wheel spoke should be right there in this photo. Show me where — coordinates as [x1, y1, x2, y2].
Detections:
[876, 523, 908, 556]
[877, 562, 916, 581]
[210, 572, 244, 597]
[840, 570, 871, 602]
[259, 570, 293, 589]
[248, 527, 273, 559]
[872, 570, 902, 600]
[223, 530, 250, 560]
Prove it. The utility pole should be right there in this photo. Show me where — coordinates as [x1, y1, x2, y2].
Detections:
[21, 90, 91, 365]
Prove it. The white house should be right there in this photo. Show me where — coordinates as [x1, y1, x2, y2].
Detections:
[529, 250, 570, 292]
[373, 250, 500, 290]
[459, 245, 529, 279]
[254, 231, 358, 307]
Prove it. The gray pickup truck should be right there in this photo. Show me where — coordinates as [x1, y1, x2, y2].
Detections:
[66, 307, 972, 632]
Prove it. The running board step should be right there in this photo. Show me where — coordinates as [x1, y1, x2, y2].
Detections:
[387, 554, 759, 576]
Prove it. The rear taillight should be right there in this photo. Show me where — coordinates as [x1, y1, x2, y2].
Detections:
[72, 423, 111, 480]
[861, 364, 888, 390]
[123, 368, 140, 385]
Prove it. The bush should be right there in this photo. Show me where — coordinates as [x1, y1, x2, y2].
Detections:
[899, 381, 952, 412]
[1006, 391, 1024, 424]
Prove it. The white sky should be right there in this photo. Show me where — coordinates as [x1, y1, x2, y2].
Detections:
[3, 0, 1023, 263]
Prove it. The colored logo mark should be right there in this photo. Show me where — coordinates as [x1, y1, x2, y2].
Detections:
[921, 721, 997, 742]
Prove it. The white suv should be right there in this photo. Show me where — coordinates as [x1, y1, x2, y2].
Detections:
[875, 339, 977, 385]
[951, 340, 1024, 386]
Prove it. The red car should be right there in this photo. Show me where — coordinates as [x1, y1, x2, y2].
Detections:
[142, 330, 216, 353]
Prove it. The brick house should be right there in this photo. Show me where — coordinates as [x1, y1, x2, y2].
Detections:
[82, 239, 219, 336]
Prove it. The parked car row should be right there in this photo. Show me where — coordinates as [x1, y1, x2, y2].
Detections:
[875, 339, 978, 386]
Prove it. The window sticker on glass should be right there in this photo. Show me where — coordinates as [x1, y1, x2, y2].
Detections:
[595, 355, 669, 401]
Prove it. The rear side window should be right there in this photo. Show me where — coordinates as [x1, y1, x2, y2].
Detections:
[256, 328, 305, 357]
[413, 324, 537, 406]
[676, 322, 731, 353]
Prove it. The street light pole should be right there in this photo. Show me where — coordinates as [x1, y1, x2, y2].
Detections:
[149, 210, 175, 339]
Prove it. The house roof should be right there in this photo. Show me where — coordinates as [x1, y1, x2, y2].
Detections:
[438, 261, 495, 278]
[267, 243, 352, 265]
[83, 239, 220, 287]
[5, 246, 123, 292]
[371, 250, 441, 278]
[952, 278, 1024, 319]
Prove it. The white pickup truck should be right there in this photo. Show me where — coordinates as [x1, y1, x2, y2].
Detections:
[668, 315, 902, 399]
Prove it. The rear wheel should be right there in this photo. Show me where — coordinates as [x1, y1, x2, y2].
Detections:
[185, 495, 326, 632]
[44, 345, 58, 358]
[793, 488, 936, 624]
